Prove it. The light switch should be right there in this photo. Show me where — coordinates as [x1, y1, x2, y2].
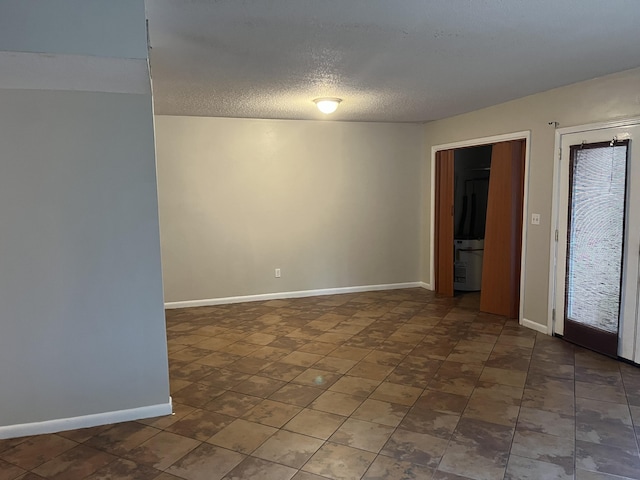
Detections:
[531, 213, 541, 225]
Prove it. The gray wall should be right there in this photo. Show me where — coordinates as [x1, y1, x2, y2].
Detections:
[0, 89, 169, 426]
[0, 0, 147, 59]
[0, 0, 169, 428]
[422, 67, 640, 329]
[155, 116, 424, 302]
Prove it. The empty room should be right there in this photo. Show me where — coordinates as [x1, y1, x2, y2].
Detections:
[1, 1, 640, 480]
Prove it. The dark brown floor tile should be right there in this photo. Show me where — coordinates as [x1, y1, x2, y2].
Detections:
[437, 419, 512, 479]
[31, 445, 115, 480]
[351, 399, 409, 427]
[362, 454, 433, 479]
[259, 362, 307, 382]
[521, 387, 575, 416]
[329, 375, 381, 397]
[312, 356, 357, 374]
[525, 372, 574, 396]
[165, 409, 235, 441]
[198, 369, 250, 390]
[229, 375, 286, 398]
[0, 459, 26, 480]
[329, 418, 394, 453]
[84, 422, 160, 456]
[269, 383, 323, 407]
[138, 402, 196, 430]
[283, 409, 346, 440]
[253, 430, 324, 469]
[124, 431, 200, 470]
[576, 440, 640, 479]
[166, 443, 244, 480]
[83, 458, 161, 480]
[297, 341, 337, 355]
[280, 351, 324, 367]
[452, 416, 514, 451]
[328, 345, 372, 361]
[303, 442, 376, 480]
[369, 382, 423, 406]
[225, 357, 272, 374]
[517, 407, 575, 439]
[310, 391, 364, 416]
[505, 454, 573, 480]
[171, 382, 225, 408]
[244, 332, 278, 346]
[463, 395, 520, 427]
[415, 390, 469, 415]
[380, 428, 448, 468]
[291, 368, 341, 389]
[194, 352, 242, 368]
[246, 346, 290, 362]
[511, 429, 574, 474]
[346, 362, 394, 381]
[207, 419, 276, 454]
[576, 381, 627, 404]
[399, 407, 459, 439]
[223, 457, 297, 480]
[169, 361, 217, 382]
[576, 397, 636, 449]
[170, 346, 213, 363]
[14, 474, 47, 480]
[0, 437, 31, 455]
[203, 391, 263, 417]
[56, 425, 112, 444]
[241, 399, 302, 428]
[0, 435, 77, 470]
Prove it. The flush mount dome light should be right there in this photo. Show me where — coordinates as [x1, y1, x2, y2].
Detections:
[313, 97, 342, 114]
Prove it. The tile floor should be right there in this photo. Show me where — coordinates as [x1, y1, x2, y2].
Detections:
[2, 288, 640, 480]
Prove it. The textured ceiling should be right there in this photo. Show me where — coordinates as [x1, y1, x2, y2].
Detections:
[146, 0, 640, 122]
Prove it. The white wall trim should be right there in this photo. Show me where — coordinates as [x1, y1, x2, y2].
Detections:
[429, 130, 531, 326]
[0, 51, 151, 94]
[0, 399, 172, 440]
[419, 282, 433, 290]
[165, 282, 424, 309]
[555, 117, 640, 136]
[521, 318, 549, 335]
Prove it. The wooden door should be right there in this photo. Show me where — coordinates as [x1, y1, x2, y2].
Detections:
[480, 140, 525, 317]
[435, 149, 455, 296]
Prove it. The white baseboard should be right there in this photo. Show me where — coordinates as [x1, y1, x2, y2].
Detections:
[521, 318, 549, 335]
[419, 282, 432, 290]
[0, 398, 172, 440]
[165, 282, 424, 309]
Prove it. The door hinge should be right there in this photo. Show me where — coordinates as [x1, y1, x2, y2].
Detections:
[555, 229, 559, 242]
[558, 148, 562, 161]
[552, 309, 556, 321]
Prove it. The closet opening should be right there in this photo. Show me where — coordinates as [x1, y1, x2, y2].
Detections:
[453, 145, 492, 294]
[434, 138, 526, 319]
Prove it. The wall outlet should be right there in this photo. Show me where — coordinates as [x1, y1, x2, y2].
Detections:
[275, 268, 281, 278]
[531, 213, 541, 225]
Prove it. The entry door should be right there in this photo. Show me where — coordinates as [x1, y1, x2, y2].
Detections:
[555, 125, 640, 360]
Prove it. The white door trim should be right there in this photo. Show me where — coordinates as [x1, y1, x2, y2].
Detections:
[430, 130, 531, 325]
[549, 118, 640, 359]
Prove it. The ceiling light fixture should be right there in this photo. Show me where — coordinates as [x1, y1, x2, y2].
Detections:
[313, 97, 342, 114]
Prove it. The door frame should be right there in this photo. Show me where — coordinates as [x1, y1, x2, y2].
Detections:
[549, 116, 640, 355]
[430, 130, 531, 326]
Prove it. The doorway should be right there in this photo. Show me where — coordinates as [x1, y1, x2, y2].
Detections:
[432, 134, 529, 320]
[552, 122, 640, 361]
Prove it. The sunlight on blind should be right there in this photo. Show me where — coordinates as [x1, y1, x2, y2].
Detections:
[566, 143, 628, 333]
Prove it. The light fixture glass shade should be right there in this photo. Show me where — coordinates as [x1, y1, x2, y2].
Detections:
[314, 97, 342, 114]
